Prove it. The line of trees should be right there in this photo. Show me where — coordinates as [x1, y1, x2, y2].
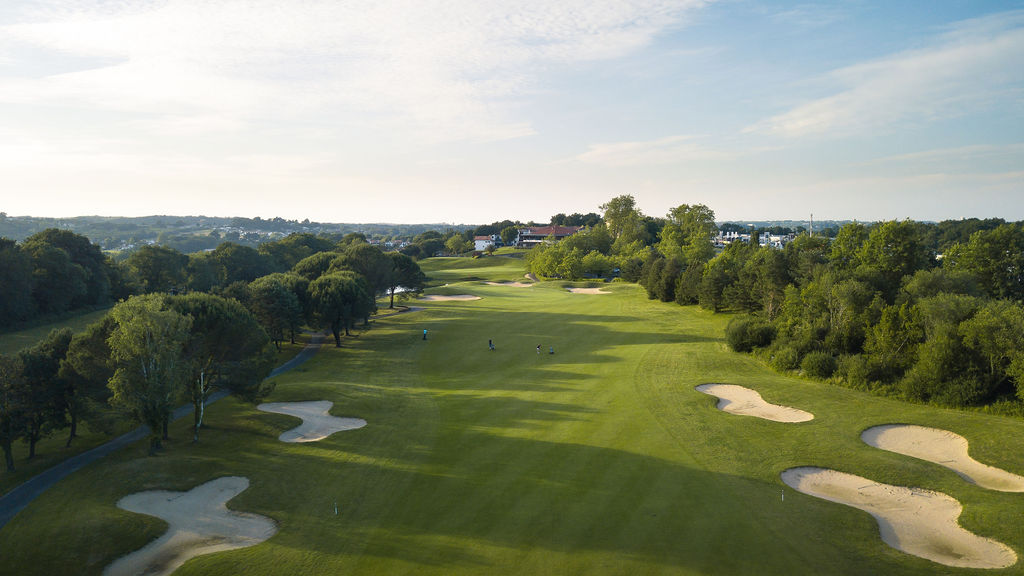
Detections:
[636, 216, 1024, 409]
[1, 229, 427, 468]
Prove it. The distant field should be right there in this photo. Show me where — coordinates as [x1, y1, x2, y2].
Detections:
[0, 308, 113, 356]
[2, 257, 1024, 575]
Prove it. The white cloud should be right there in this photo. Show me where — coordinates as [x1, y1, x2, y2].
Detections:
[570, 134, 727, 166]
[0, 0, 708, 143]
[747, 11, 1024, 138]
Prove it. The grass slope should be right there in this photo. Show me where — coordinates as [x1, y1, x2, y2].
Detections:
[2, 257, 1024, 575]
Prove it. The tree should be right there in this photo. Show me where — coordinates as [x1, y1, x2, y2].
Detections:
[292, 251, 340, 281]
[248, 275, 303, 348]
[309, 272, 374, 346]
[168, 293, 276, 442]
[17, 328, 72, 459]
[855, 220, 933, 301]
[657, 204, 717, 265]
[107, 295, 193, 453]
[125, 245, 188, 294]
[0, 354, 26, 471]
[22, 229, 111, 307]
[945, 223, 1024, 302]
[384, 252, 426, 309]
[209, 242, 273, 285]
[332, 243, 392, 299]
[500, 226, 519, 246]
[600, 195, 646, 243]
[445, 235, 472, 255]
[58, 316, 116, 446]
[24, 241, 87, 315]
[0, 238, 35, 324]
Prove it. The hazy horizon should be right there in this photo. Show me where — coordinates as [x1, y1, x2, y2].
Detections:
[2, 1, 1022, 224]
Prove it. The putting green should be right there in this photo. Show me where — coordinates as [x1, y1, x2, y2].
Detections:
[3, 256, 1024, 575]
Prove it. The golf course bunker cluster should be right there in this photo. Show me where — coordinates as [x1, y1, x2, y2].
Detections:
[862, 424, 1024, 492]
[257, 400, 367, 443]
[103, 476, 276, 576]
[781, 467, 1017, 569]
[695, 384, 813, 423]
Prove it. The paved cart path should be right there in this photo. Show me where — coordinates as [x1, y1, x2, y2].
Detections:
[0, 333, 326, 531]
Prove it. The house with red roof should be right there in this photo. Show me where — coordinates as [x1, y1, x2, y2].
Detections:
[515, 225, 583, 248]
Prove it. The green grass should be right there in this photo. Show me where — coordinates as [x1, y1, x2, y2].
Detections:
[3, 260, 1024, 574]
[0, 307, 113, 356]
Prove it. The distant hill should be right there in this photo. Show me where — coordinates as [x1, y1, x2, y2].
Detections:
[0, 214, 472, 254]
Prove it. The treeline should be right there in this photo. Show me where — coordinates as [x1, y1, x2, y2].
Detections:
[639, 218, 1024, 409]
[525, 196, 712, 281]
[0, 229, 427, 468]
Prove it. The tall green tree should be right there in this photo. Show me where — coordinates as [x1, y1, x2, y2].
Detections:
[0, 238, 35, 325]
[248, 275, 303, 348]
[125, 245, 188, 294]
[22, 229, 110, 307]
[0, 354, 26, 471]
[384, 252, 426, 309]
[309, 271, 374, 346]
[167, 293, 275, 442]
[107, 295, 192, 453]
[600, 195, 646, 243]
[57, 316, 116, 446]
[17, 328, 72, 459]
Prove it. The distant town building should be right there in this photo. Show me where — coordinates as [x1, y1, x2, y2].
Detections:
[474, 235, 499, 251]
[515, 225, 583, 248]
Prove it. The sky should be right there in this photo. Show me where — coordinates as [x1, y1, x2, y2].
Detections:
[1, 0, 1022, 225]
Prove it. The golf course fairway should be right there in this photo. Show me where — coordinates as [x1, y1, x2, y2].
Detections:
[2, 255, 1024, 575]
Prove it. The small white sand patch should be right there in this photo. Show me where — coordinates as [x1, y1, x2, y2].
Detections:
[566, 287, 609, 294]
[418, 294, 481, 301]
[695, 384, 813, 423]
[104, 477, 276, 576]
[258, 400, 366, 443]
[862, 425, 1024, 492]
[781, 467, 1017, 569]
[484, 281, 533, 287]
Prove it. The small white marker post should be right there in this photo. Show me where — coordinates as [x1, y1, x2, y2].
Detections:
[334, 501, 338, 515]
[781, 490, 784, 502]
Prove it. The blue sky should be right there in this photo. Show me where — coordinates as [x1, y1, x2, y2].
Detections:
[1, 0, 1022, 224]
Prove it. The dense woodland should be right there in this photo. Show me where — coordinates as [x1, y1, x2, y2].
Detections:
[0, 200, 1021, 472]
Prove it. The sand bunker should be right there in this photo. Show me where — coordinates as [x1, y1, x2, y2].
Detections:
[862, 425, 1024, 492]
[418, 294, 481, 301]
[258, 400, 366, 443]
[566, 287, 609, 294]
[695, 384, 813, 422]
[484, 281, 533, 287]
[781, 467, 1016, 568]
[104, 477, 276, 576]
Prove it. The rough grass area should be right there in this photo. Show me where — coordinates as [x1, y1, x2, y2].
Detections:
[0, 308, 112, 356]
[3, 257, 1024, 575]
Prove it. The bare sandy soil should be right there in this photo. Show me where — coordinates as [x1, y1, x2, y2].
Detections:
[695, 384, 813, 423]
[862, 424, 1024, 492]
[103, 477, 276, 576]
[257, 400, 367, 443]
[484, 281, 533, 287]
[781, 467, 1017, 569]
[566, 287, 609, 294]
[418, 294, 482, 301]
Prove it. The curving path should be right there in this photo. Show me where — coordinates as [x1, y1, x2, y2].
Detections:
[0, 333, 326, 531]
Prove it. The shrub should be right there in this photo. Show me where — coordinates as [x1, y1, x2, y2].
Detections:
[770, 345, 801, 371]
[725, 317, 776, 352]
[802, 351, 837, 379]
